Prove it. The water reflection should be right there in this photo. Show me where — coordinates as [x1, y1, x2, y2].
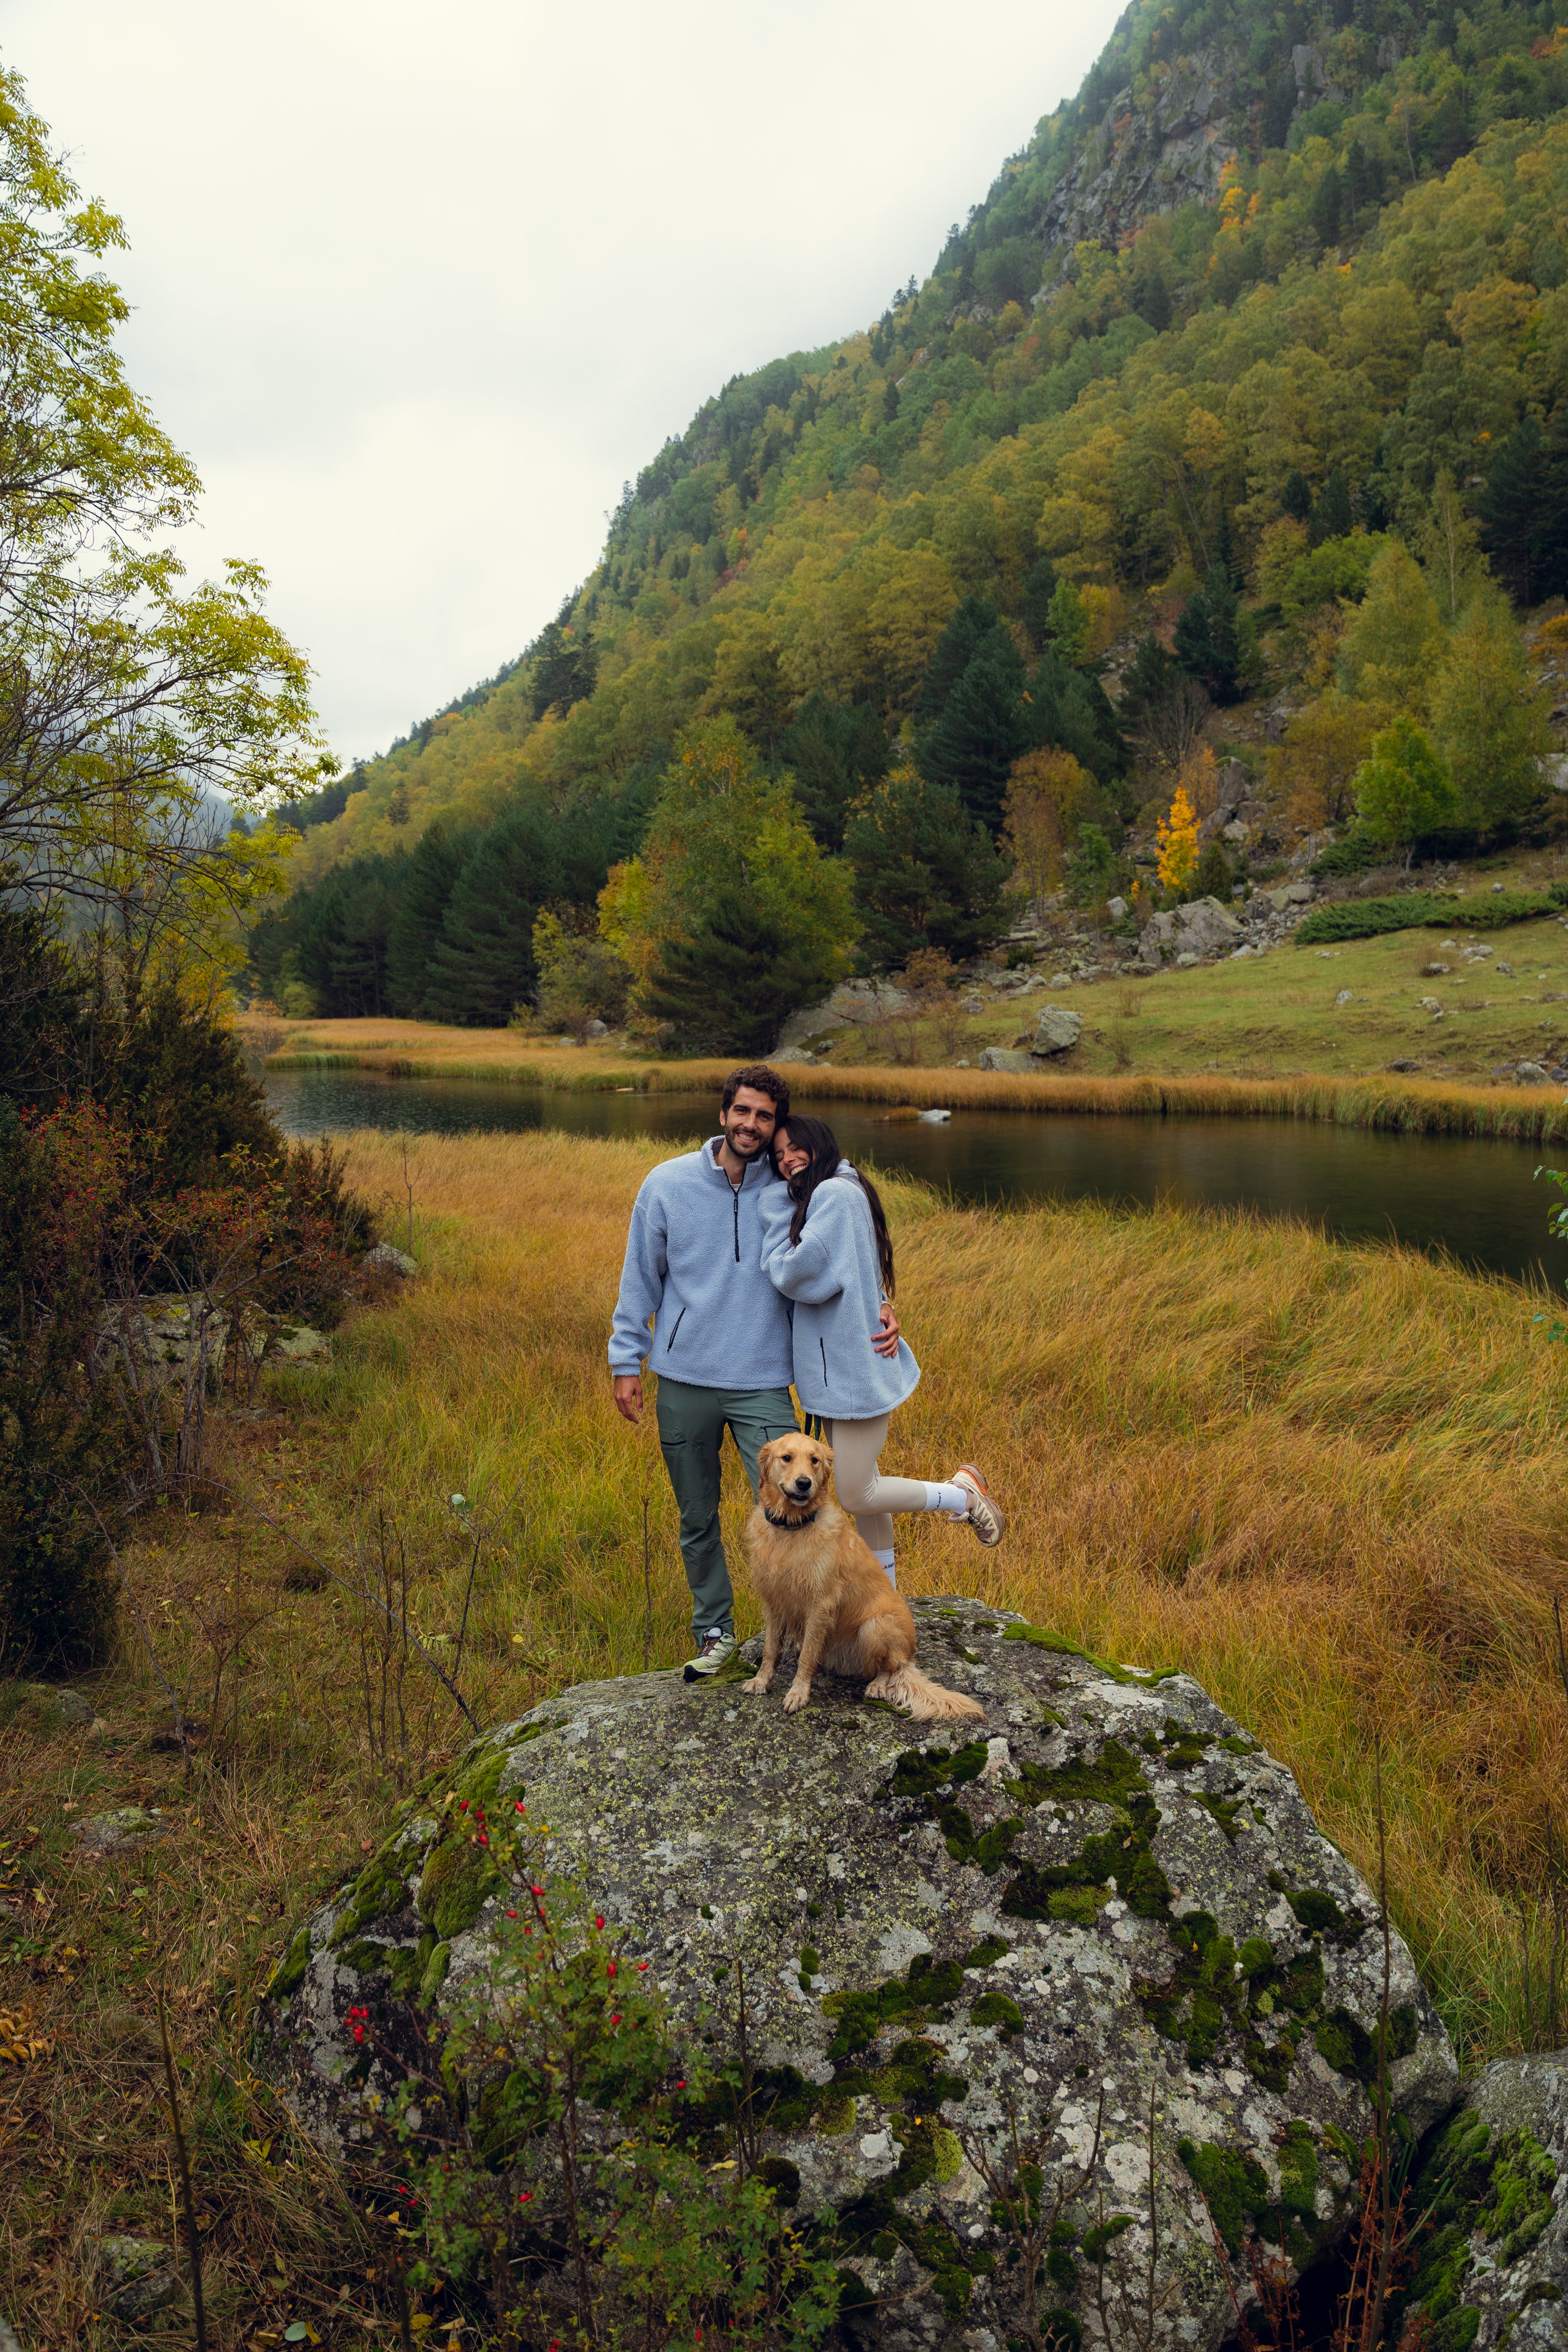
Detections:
[263, 1068, 1561, 1290]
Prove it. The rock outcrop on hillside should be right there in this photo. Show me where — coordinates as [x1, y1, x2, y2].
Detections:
[1038, 49, 1244, 258]
[257, 1601, 1456, 2352]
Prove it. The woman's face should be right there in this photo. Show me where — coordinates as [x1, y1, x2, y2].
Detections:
[774, 1125, 811, 1181]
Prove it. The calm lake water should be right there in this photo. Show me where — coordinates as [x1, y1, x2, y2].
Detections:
[264, 1068, 1567, 1290]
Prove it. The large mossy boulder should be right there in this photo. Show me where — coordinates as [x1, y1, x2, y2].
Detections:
[1398, 2050, 1566, 2350]
[256, 1600, 1457, 2352]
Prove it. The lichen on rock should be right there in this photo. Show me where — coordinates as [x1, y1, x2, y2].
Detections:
[254, 1599, 1457, 2352]
[1397, 2049, 1567, 2352]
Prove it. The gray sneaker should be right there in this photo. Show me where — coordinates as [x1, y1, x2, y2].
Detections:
[951, 1466, 1005, 1547]
[683, 1627, 738, 1682]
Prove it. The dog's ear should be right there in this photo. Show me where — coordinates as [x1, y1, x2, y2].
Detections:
[758, 1437, 784, 1483]
[816, 1441, 834, 1471]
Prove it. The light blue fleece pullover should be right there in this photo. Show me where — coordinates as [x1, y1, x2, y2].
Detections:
[758, 1170, 920, 1419]
[609, 1139, 794, 1389]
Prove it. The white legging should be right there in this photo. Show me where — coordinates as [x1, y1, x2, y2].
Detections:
[826, 1414, 948, 1556]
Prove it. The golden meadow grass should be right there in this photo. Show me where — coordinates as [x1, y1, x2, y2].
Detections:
[257, 1012, 1568, 1141]
[5, 1123, 1568, 2342]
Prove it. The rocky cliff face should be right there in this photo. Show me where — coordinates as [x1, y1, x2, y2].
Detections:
[1038, 49, 1246, 259]
[256, 1598, 1458, 2351]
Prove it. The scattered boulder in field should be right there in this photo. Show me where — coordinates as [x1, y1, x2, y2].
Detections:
[1516, 1062, 1554, 1085]
[976, 1046, 1037, 1072]
[1173, 895, 1244, 954]
[1400, 2049, 1566, 2350]
[583, 1018, 610, 1039]
[364, 1243, 418, 1278]
[256, 1599, 1457, 2352]
[74, 1806, 167, 1855]
[4, 1683, 97, 1731]
[1386, 1059, 1421, 1073]
[95, 2240, 180, 2324]
[1031, 1005, 1083, 1056]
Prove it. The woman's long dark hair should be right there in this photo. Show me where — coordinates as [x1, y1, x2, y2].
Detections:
[772, 1114, 896, 1296]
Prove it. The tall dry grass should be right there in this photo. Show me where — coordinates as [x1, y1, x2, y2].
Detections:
[257, 1125, 1568, 2065]
[258, 1017, 1568, 1141]
[6, 1124, 1566, 2340]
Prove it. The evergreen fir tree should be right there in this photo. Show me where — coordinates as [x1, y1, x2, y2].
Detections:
[1311, 163, 1342, 247]
[1309, 469, 1354, 546]
[1135, 270, 1172, 332]
[1477, 416, 1546, 603]
[529, 608, 598, 720]
[387, 819, 475, 1017]
[778, 691, 891, 851]
[1116, 633, 1178, 724]
[844, 770, 1013, 968]
[1020, 555, 1060, 650]
[640, 887, 821, 1055]
[1212, 506, 1242, 590]
[915, 635, 1030, 832]
[1533, 406, 1568, 603]
[914, 594, 1007, 724]
[1025, 647, 1128, 781]
[1174, 569, 1244, 704]
[423, 806, 562, 1026]
[1281, 469, 1312, 525]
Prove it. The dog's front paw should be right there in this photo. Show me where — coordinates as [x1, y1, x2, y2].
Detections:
[782, 1683, 811, 1714]
[739, 1674, 769, 1695]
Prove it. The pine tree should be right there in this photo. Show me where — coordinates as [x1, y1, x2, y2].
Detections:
[529, 609, 598, 720]
[914, 595, 1007, 724]
[844, 770, 1013, 968]
[778, 692, 891, 851]
[1281, 470, 1312, 525]
[640, 887, 822, 1055]
[1020, 556, 1059, 650]
[423, 806, 563, 1026]
[1477, 417, 1544, 603]
[387, 819, 475, 1016]
[1311, 163, 1343, 248]
[1212, 506, 1242, 590]
[1135, 271, 1172, 332]
[1026, 647, 1128, 780]
[916, 636, 1030, 832]
[1116, 633, 1178, 724]
[1309, 469, 1354, 547]
[1174, 569, 1244, 704]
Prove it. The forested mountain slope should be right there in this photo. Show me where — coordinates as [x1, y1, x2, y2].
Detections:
[253, 0, 1568, 1028]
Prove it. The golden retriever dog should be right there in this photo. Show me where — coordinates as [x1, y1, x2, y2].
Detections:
[740, 1434, 985, 1721]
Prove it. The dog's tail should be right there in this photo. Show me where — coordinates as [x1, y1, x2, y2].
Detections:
[867, 1666, 984, 1722]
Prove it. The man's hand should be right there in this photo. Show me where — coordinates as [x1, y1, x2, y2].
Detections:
[613, 1373, 644, 1424]
[873, 1301, 902, 1359]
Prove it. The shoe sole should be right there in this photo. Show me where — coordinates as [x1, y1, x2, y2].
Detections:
[953, 1465, 1006, 1547]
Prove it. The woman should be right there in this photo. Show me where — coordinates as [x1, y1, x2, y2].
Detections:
[758, 1114, 1004, 1585]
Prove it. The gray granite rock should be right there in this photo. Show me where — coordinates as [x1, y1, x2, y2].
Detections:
[256, 1601, 1456, 2352]
[976, 1047, 1038, 1073]
[1031, 1005, 1083, 1056]
[1398, 2049, 1566, 2349]
[95, 2238, 180, 2323]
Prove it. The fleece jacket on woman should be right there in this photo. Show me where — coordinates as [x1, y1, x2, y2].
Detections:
[609, 1138, 794, 1390]
[758, 1168, 920, 1418]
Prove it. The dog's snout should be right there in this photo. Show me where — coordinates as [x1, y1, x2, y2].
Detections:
[790, 1475, 814, 1495]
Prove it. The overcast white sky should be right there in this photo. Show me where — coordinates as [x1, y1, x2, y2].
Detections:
[6, 0, 1122, 763]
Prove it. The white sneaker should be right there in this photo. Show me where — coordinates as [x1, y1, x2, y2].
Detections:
[951, 1466, 1005, 1547]
[684, 1628, 738, 1682]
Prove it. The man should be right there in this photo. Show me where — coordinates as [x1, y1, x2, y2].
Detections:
[609, 1064, 898, 1681]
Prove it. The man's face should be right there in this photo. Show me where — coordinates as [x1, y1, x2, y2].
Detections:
[720, 1086, 778, 1160]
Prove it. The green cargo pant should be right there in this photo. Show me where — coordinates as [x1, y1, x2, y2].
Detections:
[654, 1377, 799, 1638]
